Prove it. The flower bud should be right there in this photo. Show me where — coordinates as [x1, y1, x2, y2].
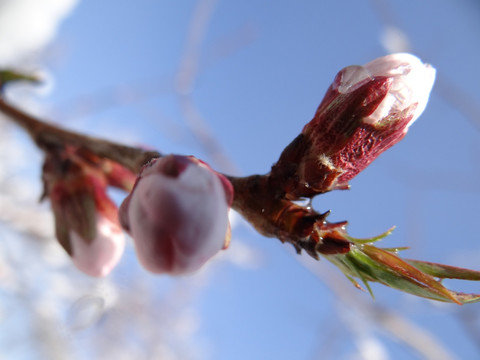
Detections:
[42, 148, 125, 277]
[119, 155, 233, 275]
[271, 53, 436, 199]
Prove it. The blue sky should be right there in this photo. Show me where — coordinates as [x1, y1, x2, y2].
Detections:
[3, 1, 480, 359]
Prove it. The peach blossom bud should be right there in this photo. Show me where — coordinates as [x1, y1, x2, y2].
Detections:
[69, 214, 124, 277]
[43, 148, 125, 277]
[357, 53, 436, 126]
[119, 155, 233, 275]
[271, 53, 436, 199]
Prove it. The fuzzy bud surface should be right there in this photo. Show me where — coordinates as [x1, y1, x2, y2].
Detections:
[271, 53, 436, 198]
[120, 155, 233, 275]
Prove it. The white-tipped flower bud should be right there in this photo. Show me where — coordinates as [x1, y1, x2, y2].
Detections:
[272, 53, 436, 198]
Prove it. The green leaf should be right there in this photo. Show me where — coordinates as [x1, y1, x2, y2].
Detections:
[405, 259, 480, 281]
[325, 244, 480, 305]
[0, 69, 40, 90]
[346, 226, 395, 244]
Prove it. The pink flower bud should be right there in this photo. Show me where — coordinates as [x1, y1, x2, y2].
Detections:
[69, 214, 124, 277]
[43, 148, 125, 277]
[271, 53, 436, 199]
[119, 155, 233, 275]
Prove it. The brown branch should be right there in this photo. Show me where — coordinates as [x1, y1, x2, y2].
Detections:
[228, 174, 350, 258]
[1, 89, 478, 305]
[0, 97, 160, 173]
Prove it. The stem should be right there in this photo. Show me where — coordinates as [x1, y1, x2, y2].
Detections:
[0, 97, 160, 173]
[227, 174, 350, 258]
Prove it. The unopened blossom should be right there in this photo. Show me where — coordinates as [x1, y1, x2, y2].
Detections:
[119, 155, 234, 275]
[42, 148, 125, 277]
[271, 53, 436, 199]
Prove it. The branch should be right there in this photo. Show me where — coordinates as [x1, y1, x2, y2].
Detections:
[1, 64, 479, 304]
[0, 97, 159, 173]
